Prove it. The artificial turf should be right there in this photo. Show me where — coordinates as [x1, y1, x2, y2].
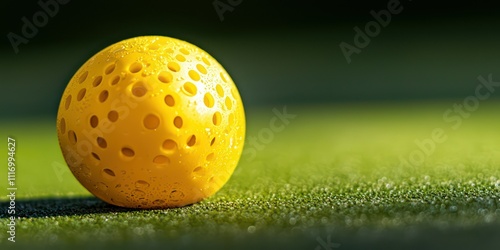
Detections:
[1, 101, 500, 250]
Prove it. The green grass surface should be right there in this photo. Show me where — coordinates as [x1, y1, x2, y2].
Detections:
[1, 101, 500, 250]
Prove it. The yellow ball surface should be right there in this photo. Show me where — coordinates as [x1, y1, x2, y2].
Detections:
[56, 36, 245, 208]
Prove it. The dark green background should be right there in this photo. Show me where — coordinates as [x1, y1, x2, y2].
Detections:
[1, 2, 500, 249]
[1, 0, 500, 118]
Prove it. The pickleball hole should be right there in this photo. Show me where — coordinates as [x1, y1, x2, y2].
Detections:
[105, 64, 116, 75]
[187, 135, 196, 147]
[91, 152, 101, 161]
[216, 84, 224, 97]
[77, 88, 86, 101]
[210, 137, 216, 146]
[188, 70, 200, 81]
[68, 130, 77, 144]
[103, 168, 116, 177]
[129, 62, 143, 73]
[65, 95, 72, 110]
[167, 62, 180, 72]
[193, 166, 204, 176]
[97, 137, 107, 148]
[230, 88, 238, 99]
[164, 95, 175, 107]
[90, 115, 99, 128]
[220, 72, 228, 83]
[78, 71, 88, 83]
[204, 93, 214, 108]
[135, 180, 150, 189]
[153, 155, 169, 164]
[111, 75, 120, 85]
[169, 190, 185, 202]
[108, 110, 119, 122]
[158, 71, 173, 83]
[206, 153, 214, 161]
[174, 116, 183, 128]
[153, 199, 165, 206]
[97, 182, 108, 191]
[144, 114, 160, 130]
[196, 64, 207, 74]
[132, 84, 147, 97]
[99, 181, 109, 190]
[176, 54, 186, 62]
[121, 147, 135, 157]
[180, 48, 190, 55]
[60, 118, 66, 134]
[93, 76, 103, 87]
[148, 44, 159, 50]
[99, 90, 109, 102]
[202, 57, 211, 66]
[225, 97, 233, 110]
[183, 82, 197, 96]
[162, 139, 177, 151]
[212, 112, 221, 126]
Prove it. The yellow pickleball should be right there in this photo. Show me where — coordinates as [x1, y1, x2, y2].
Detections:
[56, 36, 245, 208]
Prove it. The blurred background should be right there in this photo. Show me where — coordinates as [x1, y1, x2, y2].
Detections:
[1, 0, 500, 119]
